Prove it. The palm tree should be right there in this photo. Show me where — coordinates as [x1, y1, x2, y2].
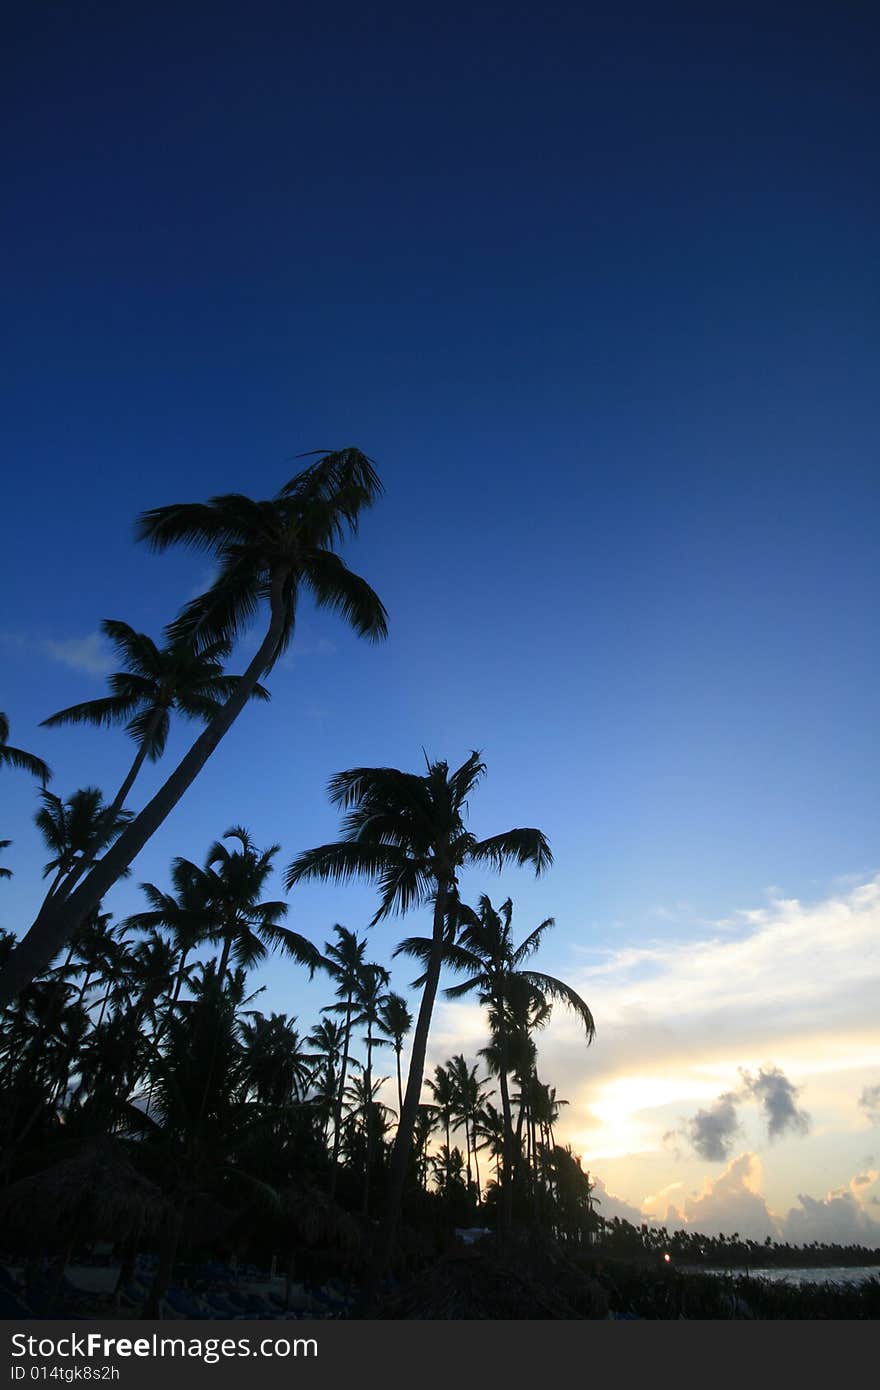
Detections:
[305, 1017, 346, 1142]
[197, 827, 321, 984]
[350, 961, 390, 1214]
[411, 1104, 438, 1191]
[285, 750, 551, 1270]
[319, 924, 368, 1192]
[0, 448, 387, 1006]
[447, 1053, 491, 1200]
[239, 1011, 316, 1107]
[377, 991, 413, 1118]
[122, 857, 215, 1017]
[0, 840, 11, 881]
[34, 788, 133, 902]
[401, 894, 594, 1232]
[426, 1062, 456, 1155]
[40, 622, 269, 894]
[0, 712, 51, 785]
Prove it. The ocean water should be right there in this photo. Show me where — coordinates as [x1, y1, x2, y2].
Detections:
[689, 1265, 879, 1287]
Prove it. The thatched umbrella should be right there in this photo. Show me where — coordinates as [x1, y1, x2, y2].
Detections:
[0, 1139, 169, 1253]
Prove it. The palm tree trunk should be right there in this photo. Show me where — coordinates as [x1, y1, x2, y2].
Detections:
[217, 934, 233, 986]
[143, 1204, 185, 1318]
[0, 576, 287, 1008]
[329, 995, 353, 1198]
[497, 1012, 516, 1236]
[51, 724, 159, 904]
[395, 1045, 403, 1119]
[362, 1021, 374, 1217]
[372, 881, 449, 1280]
[471, 1114, 481, 1203]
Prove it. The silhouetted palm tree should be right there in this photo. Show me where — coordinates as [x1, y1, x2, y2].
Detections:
[35, 788, 133, 902]
[305, 1017, 346, 1141]
[447, 1053, 491, 1200]
[402, 894, 594, 1232]
[378, 991, 413, 1117]
[350, 961, 390, 1214]
[0, 712, 50, 785]
[122, 857, 215, 1018]
[240, 1011, 315, 1106]
[41, 622, 268, 892]
[286, 750, 551, 1269]
[319, 924, 368, 1192]
[197, 827, 321, 984]
[0, 449, 387, 1006]
[426, 1063, 456, 1154]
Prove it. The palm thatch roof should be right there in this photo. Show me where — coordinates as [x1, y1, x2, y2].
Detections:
[280, 1187, 362, 1252]
[0, 1140, 169, 1251]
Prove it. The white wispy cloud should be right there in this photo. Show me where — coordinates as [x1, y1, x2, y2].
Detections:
[427, 877, 880, 1240]
[41, 633, 115, 677]
[562, 877, 880, 1071]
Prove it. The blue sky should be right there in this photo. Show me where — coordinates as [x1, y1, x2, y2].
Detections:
[2, 1, 879, 1238]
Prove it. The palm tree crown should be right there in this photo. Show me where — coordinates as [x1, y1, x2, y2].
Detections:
[285, 750, 551, 1271]
[42, 620, 269, 765]
[136, 447, 388, 663]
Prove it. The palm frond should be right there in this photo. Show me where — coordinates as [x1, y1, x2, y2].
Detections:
[284, 841, 397, 892]
[518, 970, 596, 1043]
[304, 549, 389, 642]
[511, 917, 556, 965]
[40, 693, 139, 732]
[469, 827, 553, 875]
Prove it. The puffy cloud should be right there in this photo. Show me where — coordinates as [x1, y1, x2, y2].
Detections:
[781, 1189, 880, 1246]
[637, 1156, 880, 1244]
[682, 1154, 778, 1242]
[859, 1083, 880, 1125]
[687, 1093, 741, 1162]
[680, 1064, 809, 1161]
[41, 633, 113, 677]
[589, 1174, 644, 1226]
[739, 1065, 810, 1141]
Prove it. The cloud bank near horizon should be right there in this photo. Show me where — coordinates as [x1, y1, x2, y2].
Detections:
[427, 875, 880, 1243]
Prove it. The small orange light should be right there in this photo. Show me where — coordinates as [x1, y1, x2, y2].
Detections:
[663, 1253, 671, 1263]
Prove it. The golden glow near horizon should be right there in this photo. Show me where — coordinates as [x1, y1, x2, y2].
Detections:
[429, 876, 880, 1242]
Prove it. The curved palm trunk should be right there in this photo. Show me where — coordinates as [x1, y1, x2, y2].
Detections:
[395, 1044, 403, 1119]
[0, 578, 286, 1008]
[50, 722, 159, 905]
[372, 881, 449, 1280]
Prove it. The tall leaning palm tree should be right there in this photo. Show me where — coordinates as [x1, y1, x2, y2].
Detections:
[40, 622, 269, 896]
[0, 449, 387, 1007]
[285, 749, 551, 1271]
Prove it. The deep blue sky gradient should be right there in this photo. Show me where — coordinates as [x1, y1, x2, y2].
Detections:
[2, 1, 878, 1024]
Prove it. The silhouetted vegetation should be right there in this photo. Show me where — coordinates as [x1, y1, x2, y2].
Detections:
[1, 453, 877, 1320]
